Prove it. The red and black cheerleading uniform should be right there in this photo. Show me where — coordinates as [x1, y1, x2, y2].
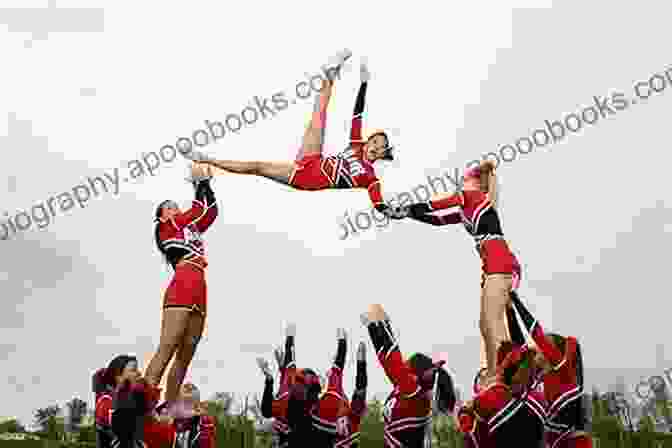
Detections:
[94, 376, 172, 448]
[309, 337, 368, 448]
[262, 335, 368, 448]
[365, 319, 436, 448]
[408, 190, 521, 288]
[456, 349, 547, 448]
[335, 359, 367, 448]
[94, 385, 119, 448]
[157, 178, 218, 316]
[289, 81, 389, 213]
[261, 333, 296, 448]
[509, 294, 592, 448]
[170, 415, 216, 448]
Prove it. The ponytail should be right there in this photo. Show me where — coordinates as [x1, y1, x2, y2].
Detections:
[435, 368, 456, 414]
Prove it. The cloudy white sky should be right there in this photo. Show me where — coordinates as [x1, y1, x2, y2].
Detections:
[1, 0, 671, 426]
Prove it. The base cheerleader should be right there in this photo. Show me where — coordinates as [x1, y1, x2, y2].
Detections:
[360, 304, 456, 448]
[508, 293, 591, 448]
[93, 355, 172, 448]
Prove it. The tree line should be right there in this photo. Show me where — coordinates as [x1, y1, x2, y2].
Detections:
[0, 387, 671, 447]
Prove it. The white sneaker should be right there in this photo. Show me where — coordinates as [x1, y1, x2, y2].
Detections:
[180, 149, 213, 162]
[322, 48, 352, 80]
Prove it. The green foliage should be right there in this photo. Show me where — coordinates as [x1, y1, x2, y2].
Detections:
[13, 393, 672, 448]
[0, 420, 25, 434]
[74, 424, 95, 445]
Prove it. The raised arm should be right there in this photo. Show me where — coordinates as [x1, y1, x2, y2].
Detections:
[508, 293, 564, 367]
[172, 165, 218, 232]
[281, 323, 297, 372]
[257, 357, 275, 418]
[506, 294, 526, 346]
[324, 328, 347, 396]
[350, 64, 369, 144]
[351, 342, 368, 419]
[362, 305, 421, 397]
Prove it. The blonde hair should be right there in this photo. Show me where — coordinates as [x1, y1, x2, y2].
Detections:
[479, 161, 498, 209]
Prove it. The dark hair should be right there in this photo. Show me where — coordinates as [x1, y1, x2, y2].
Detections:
[368, 131, 394, 161]
[408, 353, 456, 414]
[154, 201, 171, 266]
[93, 355, 137, 394]
[300, 368, 321, 402]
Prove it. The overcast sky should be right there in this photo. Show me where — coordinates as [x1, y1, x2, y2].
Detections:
[1, 0, 671, 426]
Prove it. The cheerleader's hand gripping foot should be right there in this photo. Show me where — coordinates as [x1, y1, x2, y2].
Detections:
[180, 148, 213, 163]
[387, 205, 409, 220]
[185, 163, 213, 184]
[365, 304, 387, 323]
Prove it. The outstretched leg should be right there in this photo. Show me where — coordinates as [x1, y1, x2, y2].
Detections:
[296, 79, 334, 159]
[200, 159, 295, 186]
[200, 80, 334, 186]
[190, 50, 349, 186]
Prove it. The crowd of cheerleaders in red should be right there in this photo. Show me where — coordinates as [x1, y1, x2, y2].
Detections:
[91, 50, 590, 448]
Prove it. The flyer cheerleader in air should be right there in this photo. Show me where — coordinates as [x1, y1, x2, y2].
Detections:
[182, 51, 407, 220]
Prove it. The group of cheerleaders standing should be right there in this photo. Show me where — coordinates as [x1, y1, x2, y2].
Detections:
[91, 50, 591, 448]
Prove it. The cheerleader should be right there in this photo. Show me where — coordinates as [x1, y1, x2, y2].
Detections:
[508, 293, 591, 448]
[156, 383, 216, 448]
[144, 163, 219, 405]
[457, 340, 546, 448]
[92, 356, 172, 448]
[360, 304, 456, 448]
[304, 329, 368, 448]
[258, 326, 367, 448]
[406, 160, 521, 385]
[182, 52, 407, 220]
[335, 341, 368, 448]
[259, 323, 298, 447]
